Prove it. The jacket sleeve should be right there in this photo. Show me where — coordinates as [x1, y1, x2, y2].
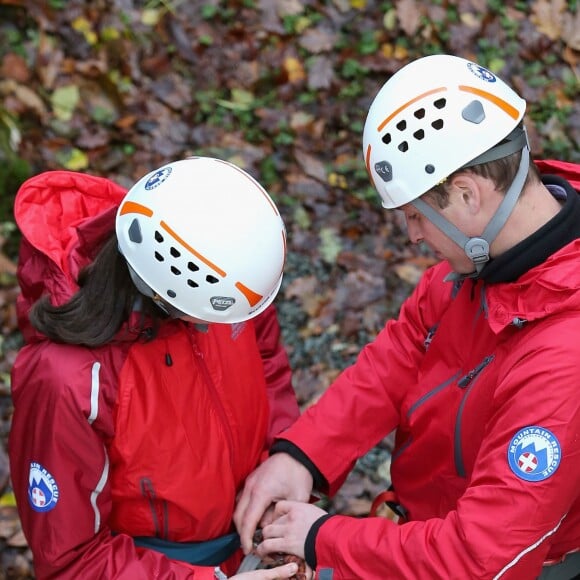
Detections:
[253, 304, 300, 448]
[309, 337, 580, 579]
[8, 343, 216, 580]
[276, 266, 443, 496]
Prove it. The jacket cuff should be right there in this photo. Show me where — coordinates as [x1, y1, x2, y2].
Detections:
[304, 514, 334, 570]
[270, 439, 328, 491]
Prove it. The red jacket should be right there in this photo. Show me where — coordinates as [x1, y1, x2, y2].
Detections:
[9, 171, 300, 579]
[281, 160, 580, 579]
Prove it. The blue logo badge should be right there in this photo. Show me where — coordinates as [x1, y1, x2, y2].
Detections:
[508, 426, 561, 482]
[467, 62, 496, 83]
[28, 462, 59, 512]
[145, 167, 172, 190]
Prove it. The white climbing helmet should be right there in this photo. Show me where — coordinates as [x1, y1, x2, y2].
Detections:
[363, 54, 527, 208]
[116, 157, 286, 323]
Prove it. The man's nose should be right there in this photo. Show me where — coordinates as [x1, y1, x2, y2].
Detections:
[406, 221, 423, 245]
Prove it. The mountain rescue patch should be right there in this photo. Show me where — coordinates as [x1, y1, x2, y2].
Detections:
[28, 462, 59, 512]
[508, 426, 561, 482]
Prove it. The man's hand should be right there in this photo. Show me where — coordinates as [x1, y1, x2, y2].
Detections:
[256, 501, 328, 561]
[234, 453, 314, 554]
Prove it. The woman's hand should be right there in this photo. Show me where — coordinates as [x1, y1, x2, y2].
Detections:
[230, 560, 314, 578]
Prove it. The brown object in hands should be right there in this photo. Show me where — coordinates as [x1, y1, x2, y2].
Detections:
[253, 529, 308, 580]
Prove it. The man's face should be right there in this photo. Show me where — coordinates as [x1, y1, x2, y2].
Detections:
[399, 196, 477, 274]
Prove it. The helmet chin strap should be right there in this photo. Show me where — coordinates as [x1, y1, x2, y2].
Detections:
[411, 146, 530, 279]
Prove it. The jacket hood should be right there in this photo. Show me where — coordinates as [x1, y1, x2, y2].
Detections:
[14, 170, 126, 341]
[487, 238, 580, 333]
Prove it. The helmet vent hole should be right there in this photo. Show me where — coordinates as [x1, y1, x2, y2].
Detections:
[155, 231, 164, 243]
[167, 290, 176, 298]
[155, 251, 165, 262]
[398, 141, 409, 153]
[432, 119, 444, 130]
[206, 275, 219, 284]
[170, 247, 181, 258]
[414, 108, 425, 119]
[188, 262, 199, 272]
[434, 98, 446, 109]
[396, 120, 406, 131]
[187, 279, 199, 288]
[413, 129, 425, 140]
[382, 133, 391, 145]
[171, 266, 181, 276]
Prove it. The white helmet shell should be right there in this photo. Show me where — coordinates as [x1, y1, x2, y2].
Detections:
[363, 54, 526, 208]
[116, 157, 286, 323]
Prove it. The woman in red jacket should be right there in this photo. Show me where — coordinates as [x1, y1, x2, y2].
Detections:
[9, 157, 303, 579]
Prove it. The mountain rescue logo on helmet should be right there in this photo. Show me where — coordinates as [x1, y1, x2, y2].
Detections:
[145, 167, 173, 190]
[467, 62, 496, 83]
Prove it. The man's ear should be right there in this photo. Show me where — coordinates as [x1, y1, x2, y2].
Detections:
[449, 174, 481, 215]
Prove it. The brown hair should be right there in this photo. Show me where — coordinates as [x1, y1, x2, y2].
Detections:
[30, 234, 164, 346]
[425, 148, 541, 209]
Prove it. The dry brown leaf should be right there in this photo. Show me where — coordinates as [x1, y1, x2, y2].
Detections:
[562, 8, 580, 50]
[530, 0, 566, 41]
[6, 529, 28, 548]
[393, 263, 425, 286]
[275, 0, 304, 18]
[298, 28, 337, 53]
[294, 149, 327, 182]
[397, 0, 422, 37]
[0, 53, 30, 83]
[0, 79, 48, 119]
[307, 55, 334, 90]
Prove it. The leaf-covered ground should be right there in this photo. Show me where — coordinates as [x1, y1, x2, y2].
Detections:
[0, 0, 578, 577]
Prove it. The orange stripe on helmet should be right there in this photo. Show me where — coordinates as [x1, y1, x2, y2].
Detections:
[459, 85, 520, 119]
[235, 281, 263, 307]
[119, 201, 153, 217]
[377, 87, 447, 132]
[365, 144, 376, 189]
[160, 221, 227, 278]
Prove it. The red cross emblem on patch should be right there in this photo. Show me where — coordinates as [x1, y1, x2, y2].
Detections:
[32, 487, 46, 506]
[518, 452, 538, 473]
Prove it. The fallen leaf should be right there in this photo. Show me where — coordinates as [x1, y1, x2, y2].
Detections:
[298, 28, 337, 53]
[283, 56, 306, 84]
[51, 84, 80, 121]
[530, 0, 566, 41]
[397, 0, 422, 37]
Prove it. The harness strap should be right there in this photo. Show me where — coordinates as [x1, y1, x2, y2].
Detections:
[132, 531, 241, 566]
[370, 489, 408, 523]
[538, 551, 580, 580]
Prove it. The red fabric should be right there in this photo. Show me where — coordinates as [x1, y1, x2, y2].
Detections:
[9, 171, 299, 579]
[535, 159, 580, 190]
[279, 167, 580, 579]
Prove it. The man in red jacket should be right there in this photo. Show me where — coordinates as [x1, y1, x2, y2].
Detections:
[234, 55, 580, 579]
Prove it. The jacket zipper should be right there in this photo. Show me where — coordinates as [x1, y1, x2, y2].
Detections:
[187, 328, 236, 469]
[454, 355, 495, 476]
[140, 477, 169, 539]
[457, 355, 494, 388]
